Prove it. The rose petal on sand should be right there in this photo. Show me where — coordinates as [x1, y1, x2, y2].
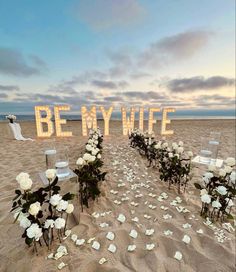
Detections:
[117, 214, 126, 223]
[99, 257, 107, 265]
[163, 214, 172, 220]
[108, 244, 117, 253]
[131, 217, 139, 222]
[106, 232, 115, 241]
[182, 234, 191, 244]
[92, 241, 100, 250]
[100, 222, 109, 228]
[196, 229, 204, 234]
[145, 229, 155, 236]
[129, 229, 138, 239]
[127, 245, 136, 252]
[47, 253, 54, 259]
[87, 237, 95, 244]
[164, 230, 173, 236]
[182, 223, 191, 229]
[146, 243, 155, 250]
[58, 262, 67, 270]
[76, 239, 85, 246]
[174, 251, 182, 261]
[71, 234, 77, 242]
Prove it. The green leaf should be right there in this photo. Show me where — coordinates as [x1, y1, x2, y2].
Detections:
[194, 183, 202, 190]
[227, 214, 234, 220]
[62, 193, 75, 201]
[15, 189, 21, 195]
[25, 236, 33, 245]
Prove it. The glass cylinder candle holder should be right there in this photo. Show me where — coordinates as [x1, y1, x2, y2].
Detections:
[209, 132, 221, 162]
[55, 146, 70, 179]
[43, 139, 57, 169]
[199, 137, 212, 164]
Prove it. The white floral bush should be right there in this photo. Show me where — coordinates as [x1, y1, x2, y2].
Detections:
[195, 157, 236, 221]
[11, 169, 74, 253]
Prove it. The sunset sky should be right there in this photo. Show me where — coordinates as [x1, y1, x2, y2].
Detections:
[0, 0, 235, 114]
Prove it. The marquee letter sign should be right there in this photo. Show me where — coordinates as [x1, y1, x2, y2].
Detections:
[161, 108, 175, 135]
[100, 106, 113, 136]
[35, 105, 176, 137]
[35, 106, 54, 137]
[148, 108, 160, 134]
[121, 107, 135, 136]
[81, 106, 97, 136]
[54, 105, 73, 137]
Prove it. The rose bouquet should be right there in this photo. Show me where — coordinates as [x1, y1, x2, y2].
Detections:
[194, 157, 236, 222]
[6, 114, 16, 123]
[11, 169, 74, 253]
[129, 129, 149, 157]
[74, 128, 106, 210]
[157, 141, 193, 193]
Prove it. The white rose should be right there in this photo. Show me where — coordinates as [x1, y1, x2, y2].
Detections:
[45, 169, 57, 180]
[29, 202, 41, 216]
[91, 149, 98, 156]
[56, 200, 68, 212]
[16, 172, 29, 183]
[219, 169, 226, 177]
[187, 151, 193, 157]
[212, 200, 222, 209]
[216, 186, 227, 195]
[200, 189, 208, 196]
[50, 194, 62, 206]
[97, 153, 101, 159]
[204, 172, 214, 179]
[172, 143, 178, 150]
[178, 141, 184, 146]
[14, 209, 29, 222]
[224, 166, 232, 174]
[19, 178, 32, 191]
[86, 144, 93, 151]
[230, 172, 236, 183]
[76, 158, 84, 166]
[162, 143, 168, 148]
[44, 219, 55, 229]
[88, 155, 96, 162]
[168, 153, 173, 158]
[26, 223, 42, 241]
[225, 157, 235, 167]
[54, 218, 66, 229]
[94, 140, 98, 145]
[88, 139, 93, 144]
[66, 203, 74, 214]
[226, 198, 234, 207]
[201, 194, 211, 204]
[208, 165, 216, 172]
[83, 153, 91, 161]
[177, 147, 184, 154]
[19, 217, 31, 229]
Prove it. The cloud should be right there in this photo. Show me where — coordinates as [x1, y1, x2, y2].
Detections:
[74, 0, 146, 30]
[0, 93, 8, 99]
[91, 80, 129, 89]
[165, 76, 235, 92]
[138, 30, 212, 68]
[0, 84, 20, 92]
[0, 47, 47, 76]
[118, 91, 168, 100]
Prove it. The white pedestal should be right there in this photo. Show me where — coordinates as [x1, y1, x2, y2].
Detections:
[192, 155, 223, 168]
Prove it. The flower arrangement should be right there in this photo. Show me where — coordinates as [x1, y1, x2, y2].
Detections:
[194, 157, 236, 222]
[74, 128, 107, 210]
[6, 114, 16, 123]
[157, 141, 193, 193]
[129, 130, 194, 193]
[11, 169, 74, 253]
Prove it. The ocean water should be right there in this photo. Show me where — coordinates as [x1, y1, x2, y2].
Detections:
[0, 109, 235, 121]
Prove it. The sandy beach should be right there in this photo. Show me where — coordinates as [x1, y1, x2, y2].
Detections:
[0, 119, 235, 272]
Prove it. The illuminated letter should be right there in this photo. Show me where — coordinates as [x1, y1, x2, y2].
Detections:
[35, 106, 53, 137]
[148, 108, 160, 134]
[121, 107, 135, 136]
[139, 107, 144, 132]
[161, 108, 175, 135]
[100, 106, 113, 136]
[81, 106, 97, 136]
[54, 105, 72, 137]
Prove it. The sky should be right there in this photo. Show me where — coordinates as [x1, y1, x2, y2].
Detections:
[0, 0, 235, 114]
